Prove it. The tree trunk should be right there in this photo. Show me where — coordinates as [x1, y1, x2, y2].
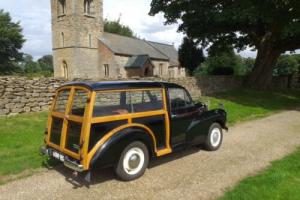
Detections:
[246, 42, 282, 90]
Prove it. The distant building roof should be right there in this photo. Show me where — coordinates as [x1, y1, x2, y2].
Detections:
[125, 55, 152, 68]
[146, 41, 179, 66]
[99, 32, 180, 66]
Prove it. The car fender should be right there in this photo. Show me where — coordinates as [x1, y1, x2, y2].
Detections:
[186, 109, 227, 144]
[90, 127, 156, 169]
[188, 109, 226, 130]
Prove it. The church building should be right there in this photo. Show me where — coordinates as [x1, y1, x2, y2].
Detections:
[51, 0, 186, 79]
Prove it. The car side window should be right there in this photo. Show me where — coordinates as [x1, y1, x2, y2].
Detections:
[169, 88, 194, 112]
[126, 90, 163, 113]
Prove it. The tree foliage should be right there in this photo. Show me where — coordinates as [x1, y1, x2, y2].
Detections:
[37, 55, 53, 72]
[178, 37, 204, 75]
[104, 18, 135, 38]
[149, 0, 300, 89]
[195, 50, 245, 76]
[0, 9, 25, 75]
[23, 54, 40, 73]
[12, 54, 54, 77]
[273, 55, 299, 76]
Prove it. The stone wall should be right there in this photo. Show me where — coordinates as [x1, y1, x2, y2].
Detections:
[0, 77, 65, 116]
[0, 76, 245, 116]
[1, 75, 297, 116]
[170, 76, 243, 97]
[51, 0, 103, 80]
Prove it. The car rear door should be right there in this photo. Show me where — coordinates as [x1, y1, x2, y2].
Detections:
[48, 86, 91, 159]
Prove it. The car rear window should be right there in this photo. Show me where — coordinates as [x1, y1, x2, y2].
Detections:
[70, 89, 88, 116]
[54, 89, 70, 113]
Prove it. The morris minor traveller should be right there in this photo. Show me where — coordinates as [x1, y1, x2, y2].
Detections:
[40, 81, 227, 181]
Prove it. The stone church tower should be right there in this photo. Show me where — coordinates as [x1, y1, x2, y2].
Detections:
[51, 0, 103, 79]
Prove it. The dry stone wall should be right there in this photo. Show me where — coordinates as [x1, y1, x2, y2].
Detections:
[0, 75, 259, 116]
[0, 77, 65, 116]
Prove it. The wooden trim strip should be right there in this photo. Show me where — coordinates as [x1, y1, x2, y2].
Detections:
[60, 88, 75, 150]
[86, 123, 158, 169]
[82, 91, 96, 169]
[162, 88, 172, 152]
[91, 110, 165, 124]
[47, 90, 58, 143]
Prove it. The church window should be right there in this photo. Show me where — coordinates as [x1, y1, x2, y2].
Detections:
[159, 63, 163, 76]
[104, 64, 109, 77]
[62, 61, 68, 79]
[58, 0, 66, 16]
[61, 32, 65, 47]
[84, 0, 94, 15]
[89, 34, 92, 48]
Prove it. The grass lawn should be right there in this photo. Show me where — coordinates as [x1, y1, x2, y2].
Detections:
[0, 89, 299, 184]
[219, 147, 300, 200]
[0, 112, 49, 184]
[200, 89, 300, 125]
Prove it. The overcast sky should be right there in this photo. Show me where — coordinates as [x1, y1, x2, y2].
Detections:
[0, 0, 257, 60]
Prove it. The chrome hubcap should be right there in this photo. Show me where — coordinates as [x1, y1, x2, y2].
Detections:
[210, 128, 221, 147]
[128, 154, 141, 169]
[123, 147, 145, 175]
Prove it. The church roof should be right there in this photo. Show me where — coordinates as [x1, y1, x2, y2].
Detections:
[99, 32, 179, 65]
[146, 41, 179, 66]
[124, 55, 152, 68]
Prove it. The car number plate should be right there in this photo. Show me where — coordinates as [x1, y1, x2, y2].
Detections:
[52, 151, 65, 162]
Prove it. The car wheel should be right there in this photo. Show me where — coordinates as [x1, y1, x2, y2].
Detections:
[115, 141, 149, 181]
[204, 123, 223, 151]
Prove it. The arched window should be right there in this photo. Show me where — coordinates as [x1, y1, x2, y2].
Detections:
[58, 0, 66, 16]
[88, 34, 92, 48]
[104, 64, 109, 77]
[61, 32, 64, 47]
[84, 0, 94, 15]
[62, 61, 68, 79]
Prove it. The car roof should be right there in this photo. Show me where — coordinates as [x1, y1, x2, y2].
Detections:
[61, 80, 184, 91]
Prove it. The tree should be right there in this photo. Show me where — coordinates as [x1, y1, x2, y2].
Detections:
[149, 0, 300, 89]
[104, 18, 135, 38]
[243, 57, 256, 74]
[37, 55, 53, 72]
[195, 50, 245, 76]
[23, 54, 41, 73]
[274, 55, 299, 88]
[273, 55, 298, 77]
[0, 10, 25, 75]
[178, 37, 204, 75]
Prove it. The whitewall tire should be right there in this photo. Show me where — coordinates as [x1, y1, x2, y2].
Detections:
[115, 141, 149, 181]
[204, 123, 223, 151]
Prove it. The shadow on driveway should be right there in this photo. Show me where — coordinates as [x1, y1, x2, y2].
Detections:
[43, 146, 202, 189]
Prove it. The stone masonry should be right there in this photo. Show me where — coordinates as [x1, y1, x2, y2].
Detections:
[51, 0, 103, 79]
[0, 77, 65, 116]
[0, 76, 245, 116]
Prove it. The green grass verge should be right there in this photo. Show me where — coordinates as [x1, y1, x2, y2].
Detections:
[200, 89, 300, 125]
[219, 147, 300, 200]
[0, 112, 50, 184]
[0, 89, 299, 184]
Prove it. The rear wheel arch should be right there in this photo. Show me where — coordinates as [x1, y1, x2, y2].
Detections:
[89, 126, 156, 169]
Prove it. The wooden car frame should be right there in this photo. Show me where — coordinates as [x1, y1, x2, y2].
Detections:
[41, 81, 227, 181]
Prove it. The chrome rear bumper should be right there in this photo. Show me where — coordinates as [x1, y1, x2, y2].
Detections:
[64, 158, 84, 172]
[39, 146, 84, 172]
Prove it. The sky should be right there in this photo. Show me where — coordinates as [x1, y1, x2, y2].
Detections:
[0, 0, 257, 60]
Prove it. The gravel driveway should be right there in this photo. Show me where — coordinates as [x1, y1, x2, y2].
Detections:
[1, 110, 300, 200]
